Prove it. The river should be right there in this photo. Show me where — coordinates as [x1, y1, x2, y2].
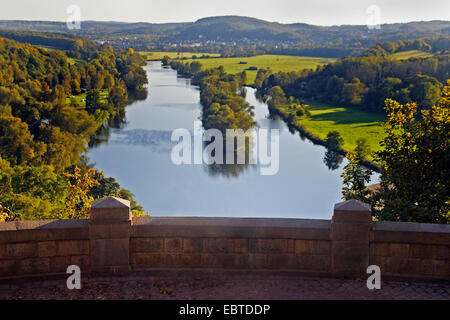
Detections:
[88, 61, 378, 219]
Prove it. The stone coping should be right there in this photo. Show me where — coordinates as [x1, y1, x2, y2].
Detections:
[0, 219, 89, 231]
[373, 221, 450, 233]
[0, 219, 89, 243]
[132, 217, 331, 240]
[1, 217, 448, 245]
[133, 217, 331, 228]
[371, 221, 450, 245]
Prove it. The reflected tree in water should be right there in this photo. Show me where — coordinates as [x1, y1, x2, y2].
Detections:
[323, 149, 344, 170]
[203, 136, 257, 178]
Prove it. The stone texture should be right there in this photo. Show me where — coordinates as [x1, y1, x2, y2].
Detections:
[17, 258, 50, 275]
[71, 255, 90, 270]
[89, 221, 131, 240]
[389, 243, 410, 257]
[164, 238, 182, 253]
[0, 243, 5, 259]
[38, 241, 57, 257]
[56, 240, 89, 256]
[249, 239, 288, 253]
[131, 238, 164, 253]
[6, 243, 37, 258]
[183, 239, 203, 253]
[0, 260, 17, 276]
[333, 200, 372, 223]
[90, 238, 129, 268]
[433, 245, 449, 260]
[91, 197, 131, 222]
[332, 241, 370, 276]
[50, 256, 71, 273]
[331, 200, 372, 277]
[409, 244, 435, 260]
[331, 223, 371, 242]
[132, 253, 164, 268]
[295, 240, 330, 255]
[298, 254, 330, 271]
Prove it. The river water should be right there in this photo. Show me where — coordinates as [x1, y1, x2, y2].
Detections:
[88, 61, 378, 219]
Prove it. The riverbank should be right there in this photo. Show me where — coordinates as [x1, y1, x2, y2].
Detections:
[266, 101, 382, 172]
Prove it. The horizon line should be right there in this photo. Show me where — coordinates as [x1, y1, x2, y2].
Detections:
[0, 15, 449, 28]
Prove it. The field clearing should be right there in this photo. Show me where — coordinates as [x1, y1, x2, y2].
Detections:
[197, 55, 336, 85]
[139, 51, 220, 60]
[298, 101, 386, 156]
[37, 46, 82, 65]
[390, 50, 433, 60]
[66, 89, 109, 105]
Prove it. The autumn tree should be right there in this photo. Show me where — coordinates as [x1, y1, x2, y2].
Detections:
[373, 81, 450, 223]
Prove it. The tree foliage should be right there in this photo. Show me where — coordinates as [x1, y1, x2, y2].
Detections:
[372, 82, 450, 223]
[0, 36, 147, 220]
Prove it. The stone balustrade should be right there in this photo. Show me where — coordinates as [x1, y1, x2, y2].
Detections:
[0, 198, 448, 280]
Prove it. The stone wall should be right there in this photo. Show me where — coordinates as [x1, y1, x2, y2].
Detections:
[0, 220, 90, 278]
[0, 198, 448, 280]
[131, 217, 331, 273]
[371, 222, 449, 279]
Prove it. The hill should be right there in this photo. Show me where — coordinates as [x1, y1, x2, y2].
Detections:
[1, 16, 449, 57]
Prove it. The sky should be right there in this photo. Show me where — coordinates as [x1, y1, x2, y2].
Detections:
[0, 0, 448, 26]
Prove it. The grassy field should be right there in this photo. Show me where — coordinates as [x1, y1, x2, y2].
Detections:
[390, 50, 434, 60]
[286, 100, 386, 156]
[195, 55, 335, 85]
[66, 89, 109, 105]
[139, 51, 220, 61]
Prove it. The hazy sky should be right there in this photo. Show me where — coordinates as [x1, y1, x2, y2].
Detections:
[0, 0, 448, 26]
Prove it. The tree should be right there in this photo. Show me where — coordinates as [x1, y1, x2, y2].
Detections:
[325, 131, 344, 151]
[373, 81, 450, 224]
[58, 167, 99, 219]
[341, 78, 365, 105]
[190, 61, 202, 74]
[354, 138, 371, 159]
[85, 90, 102, 114]
[108, 85, 128, 108]
[341, 152, 372, 201]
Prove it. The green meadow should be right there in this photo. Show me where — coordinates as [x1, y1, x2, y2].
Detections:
[283, 100, 386, 157]
[390, 50, 434, 60]
[194, 55, 336, 85]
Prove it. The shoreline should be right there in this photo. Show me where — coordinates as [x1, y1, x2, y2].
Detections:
[266, 103, 381, 173]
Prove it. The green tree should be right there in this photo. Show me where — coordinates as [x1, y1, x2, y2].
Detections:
[354, 138, 371, 159]
[325, 131, 344, 151]
[373, 81, 450, 224]
[85, 90, 102, 114]
[341, 153, 372, 202]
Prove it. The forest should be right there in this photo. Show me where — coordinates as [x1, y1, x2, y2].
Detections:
[255, 36, 450, 113]
[0, 35, 148, 221]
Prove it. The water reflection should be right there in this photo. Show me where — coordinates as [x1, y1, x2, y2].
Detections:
[109, 129, 172, 151]
[323, 150, 344, 171]
[203, 138, 257, 178]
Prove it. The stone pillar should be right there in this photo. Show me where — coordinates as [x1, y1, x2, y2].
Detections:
[331, 199, 372, 277]
[89, 197, 132, 274]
